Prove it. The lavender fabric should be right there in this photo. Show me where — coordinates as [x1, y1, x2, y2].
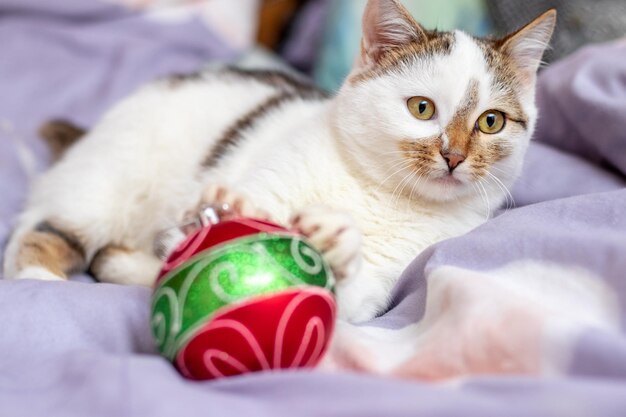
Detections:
[535, 38, 626, 174]
[1, 2, 626, 414]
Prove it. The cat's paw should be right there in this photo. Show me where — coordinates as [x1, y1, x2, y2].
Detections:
[291, 206, 362, 280]
[15, 266, 65, 281]
[195, 184, 271, 221]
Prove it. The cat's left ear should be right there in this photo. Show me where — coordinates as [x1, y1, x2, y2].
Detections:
[357, 0, 427, 70]
[499, 9, 557, 83]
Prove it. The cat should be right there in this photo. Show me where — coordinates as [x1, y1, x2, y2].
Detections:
[3, 0, 556, 324]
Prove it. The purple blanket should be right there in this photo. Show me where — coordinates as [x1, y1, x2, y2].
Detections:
[2, 0, 626, 414]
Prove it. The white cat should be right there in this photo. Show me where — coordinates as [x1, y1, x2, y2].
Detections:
[3, 0, 556, 324]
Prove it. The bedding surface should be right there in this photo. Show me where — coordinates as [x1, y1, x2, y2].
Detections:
[1, 1, 626, 415]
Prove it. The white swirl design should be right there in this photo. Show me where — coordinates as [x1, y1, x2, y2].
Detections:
[150, 286, 180, 358]
[289, 237, 323, 275]
[203, 349, 250, 378]
[273, 290, 331, 368]
[290, 317, 324, 368]
[208, 261, 240, 304]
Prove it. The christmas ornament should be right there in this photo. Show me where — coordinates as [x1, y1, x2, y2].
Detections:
[151, 206, 336, 380]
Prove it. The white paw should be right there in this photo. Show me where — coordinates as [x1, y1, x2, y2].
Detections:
[15, 267, 65, 281]
[195, 184, 270, 221]
[291, 206, 362, 280]
[93, 250, 161, 287]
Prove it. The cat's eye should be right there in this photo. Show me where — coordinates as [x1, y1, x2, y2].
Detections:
[407, 96, 436, 120]
[477, 110, 505, 134]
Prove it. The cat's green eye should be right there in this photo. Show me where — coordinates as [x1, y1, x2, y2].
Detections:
[407, 96, 436, 120]
[477, 110, 506, 134]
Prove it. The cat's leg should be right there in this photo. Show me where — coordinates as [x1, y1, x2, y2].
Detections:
[290, 207, 370, 322]
[290, 207, 399, 323]
[4, 215, 88, 281]
[89, 245, 162, 286]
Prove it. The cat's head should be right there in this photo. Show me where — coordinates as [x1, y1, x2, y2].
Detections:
[332, 0, 556, 206]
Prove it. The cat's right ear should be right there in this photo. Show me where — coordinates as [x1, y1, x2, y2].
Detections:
[357, 0, 427, 70]
[498, 9, 557, 84]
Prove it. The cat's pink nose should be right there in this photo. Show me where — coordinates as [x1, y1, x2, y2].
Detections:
[441, 152, 465, 172]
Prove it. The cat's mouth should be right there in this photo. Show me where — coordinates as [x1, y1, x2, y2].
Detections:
[432, 174, 463, 186]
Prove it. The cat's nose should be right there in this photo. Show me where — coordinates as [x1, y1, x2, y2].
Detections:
[441, 152, 465, 172]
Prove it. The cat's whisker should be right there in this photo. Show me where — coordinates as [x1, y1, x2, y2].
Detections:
[479, 170, 509, 209]
[379, 150, 417, 156]
[488, 164, 533, 190]
[477, 178, 492, 220]
[379, 164, 415, 212]
[407, 166, 428, 207]
[397, 164, 429, 208]
[375, 161, 415, 195]
[487, 171, 515, 210]
[390, 171, 413, 209]
[408, 178, 419, 207]
[409, 166, 430, 204]
[377, 157, 415, 175]
[484, 171, 515, 210]
[487, 165, 508, 175]
[396, 170, 416, 207]
[471, 180, 490, 222]
[390, 164, 424, 209]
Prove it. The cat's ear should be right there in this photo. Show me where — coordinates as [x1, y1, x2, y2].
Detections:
[358, 0, 427, 68]
[499, 9, 557, 83]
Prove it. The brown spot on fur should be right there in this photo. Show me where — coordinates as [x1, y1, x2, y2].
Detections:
[444, 80, 480, 155]
[89, 245, 133, 279]
[39, 119, 86, 161]
[351, 31, 455, 85]
[17, 222, 86, 277]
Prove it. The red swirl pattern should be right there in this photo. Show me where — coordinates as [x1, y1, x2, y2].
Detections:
[175, 288, 336, 380]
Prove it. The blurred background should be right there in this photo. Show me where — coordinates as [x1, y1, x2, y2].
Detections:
[243, 0, 626, 91]
[174, 0, 626, 91]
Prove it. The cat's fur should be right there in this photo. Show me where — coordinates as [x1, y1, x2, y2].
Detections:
[3, 0, 556, 323]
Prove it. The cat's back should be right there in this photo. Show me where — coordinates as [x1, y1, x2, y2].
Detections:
[26, 68, 326, 246]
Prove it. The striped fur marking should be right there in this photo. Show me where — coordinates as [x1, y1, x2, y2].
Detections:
[201, 87, 324, 169]
[202, 93, 294, 168]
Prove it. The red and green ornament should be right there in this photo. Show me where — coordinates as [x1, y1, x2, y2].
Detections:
[151, 212, 336, 380]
